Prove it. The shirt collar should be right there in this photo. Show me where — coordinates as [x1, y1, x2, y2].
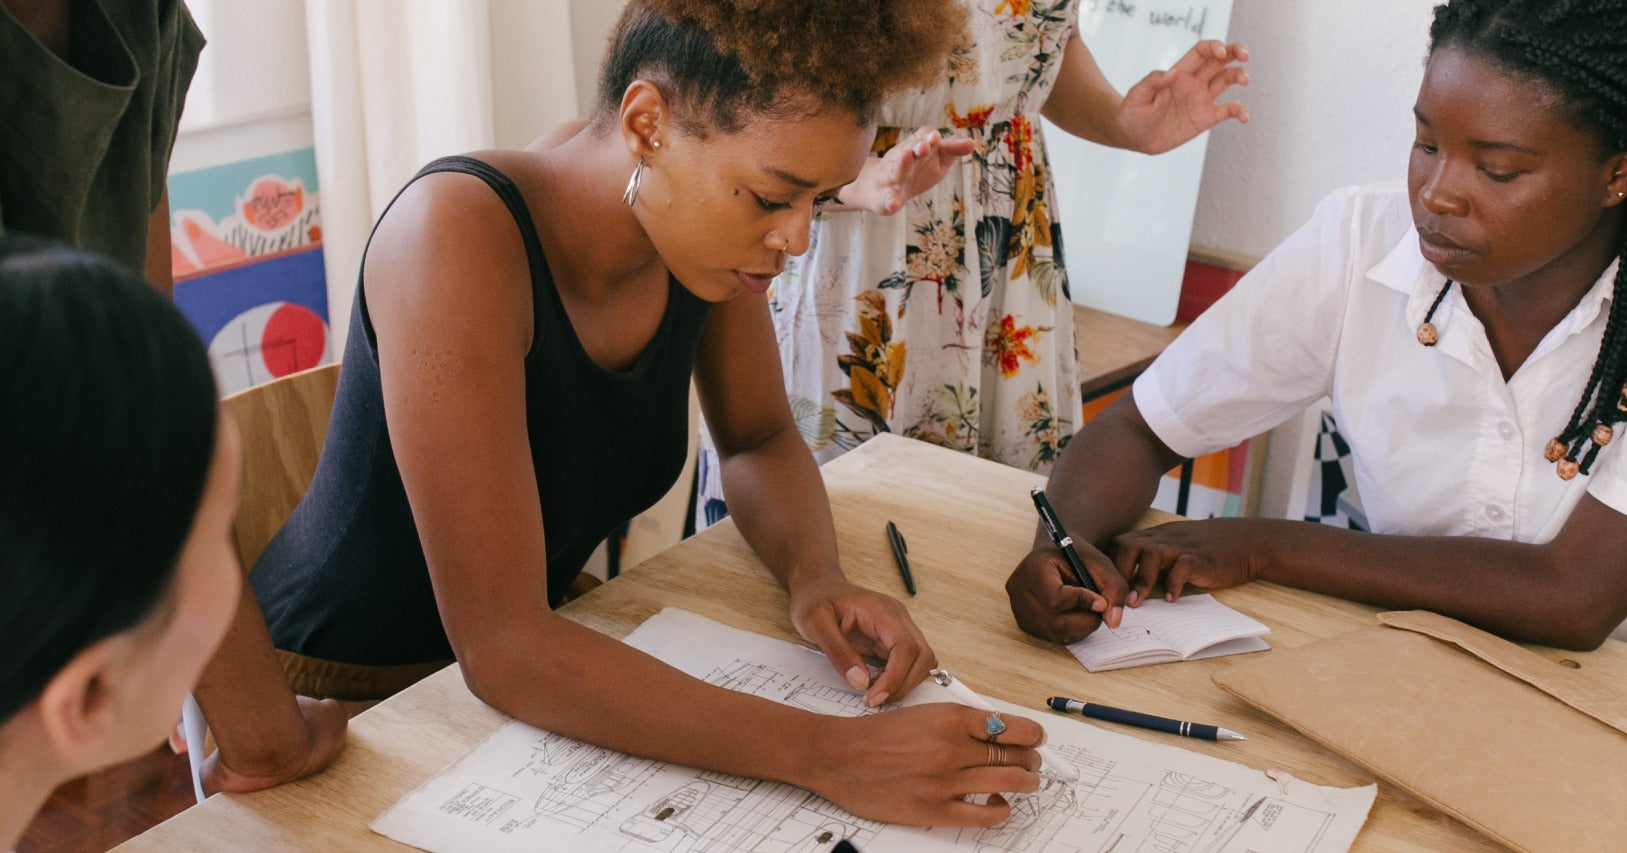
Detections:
[1367, 228, 1620, 344]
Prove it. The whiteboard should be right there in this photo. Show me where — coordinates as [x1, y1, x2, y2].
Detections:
[1047, 0, 1235, 326]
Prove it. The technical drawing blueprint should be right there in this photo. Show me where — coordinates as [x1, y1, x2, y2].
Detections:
[372, 609, 1374, 853]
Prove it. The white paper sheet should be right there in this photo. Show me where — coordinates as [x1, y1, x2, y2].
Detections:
[373, 609, 1374, 853]
[1067, 594, 1271, 672]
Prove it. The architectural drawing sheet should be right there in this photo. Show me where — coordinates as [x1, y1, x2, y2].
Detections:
[372, 609, 1375, 853]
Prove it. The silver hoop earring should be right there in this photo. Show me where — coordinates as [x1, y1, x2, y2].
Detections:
[622, 159, 645, 207]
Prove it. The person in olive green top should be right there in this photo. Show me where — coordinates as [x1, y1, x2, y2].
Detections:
[0, 0, 345, 795]
[0, 0, 197, 294]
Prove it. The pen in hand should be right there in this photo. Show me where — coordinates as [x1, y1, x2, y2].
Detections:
[931, 669, 1079, 782]
[1047, 696, 1246, 741]
[885, 520, 915, 595]
[1030, 487, 1099, 594]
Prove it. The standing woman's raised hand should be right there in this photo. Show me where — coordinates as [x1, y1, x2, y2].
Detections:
[834, 126, 978, 215]
[1115, 40, 1250, 155]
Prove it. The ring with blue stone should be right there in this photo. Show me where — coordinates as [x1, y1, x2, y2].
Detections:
[984, 712, 1006, 742]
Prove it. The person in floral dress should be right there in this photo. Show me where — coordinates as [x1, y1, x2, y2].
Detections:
[697, 0, 1248, 526]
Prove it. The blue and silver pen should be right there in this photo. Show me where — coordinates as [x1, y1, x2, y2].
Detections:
[1047, 696, 1246, 741]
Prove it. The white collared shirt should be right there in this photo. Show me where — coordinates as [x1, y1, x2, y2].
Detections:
[1136, 181, 1625, 543]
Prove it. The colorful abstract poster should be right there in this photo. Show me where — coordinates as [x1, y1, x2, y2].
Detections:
[168, 148, 331, 395]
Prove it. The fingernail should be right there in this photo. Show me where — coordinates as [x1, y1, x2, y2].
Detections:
[867, 691, 890, 707]
[845, 665, 870, 690]
[1110, 606, 1123, 626]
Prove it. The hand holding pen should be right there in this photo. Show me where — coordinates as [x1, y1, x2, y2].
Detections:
[930, 669, 1079, 782]
[1010, 488, 1126, 642]
[1030, 487, 1098, 594]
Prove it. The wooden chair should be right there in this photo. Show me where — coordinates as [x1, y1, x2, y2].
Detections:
[221, 363, 340, 571]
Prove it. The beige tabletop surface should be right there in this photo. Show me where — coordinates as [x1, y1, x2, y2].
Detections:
[114, 433, 1501, 852]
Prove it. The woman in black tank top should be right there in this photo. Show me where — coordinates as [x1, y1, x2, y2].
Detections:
[246, 1, 1048, 829]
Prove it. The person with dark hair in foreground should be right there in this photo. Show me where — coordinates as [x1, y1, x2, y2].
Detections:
[1008, 0, 1627, 652]
[0, 235, 240, 852]
[1, 0, 348, 796]
[248, 0, 1046, 827]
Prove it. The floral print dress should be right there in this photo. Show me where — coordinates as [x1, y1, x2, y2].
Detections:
[697, 0, 1080, 524]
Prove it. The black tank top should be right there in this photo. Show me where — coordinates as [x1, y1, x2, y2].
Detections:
[251, 156, 711, 666]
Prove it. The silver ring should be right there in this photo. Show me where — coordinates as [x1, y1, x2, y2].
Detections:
[984, 712, 1007, 742]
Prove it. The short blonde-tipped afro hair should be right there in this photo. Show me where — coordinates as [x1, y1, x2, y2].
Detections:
[596, 0, 968, 134]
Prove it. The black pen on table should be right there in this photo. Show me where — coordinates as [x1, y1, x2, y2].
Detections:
[1047, 696, 1246, 741]
[1030, 487, 1099, 594]
[885, 520, 916, 595]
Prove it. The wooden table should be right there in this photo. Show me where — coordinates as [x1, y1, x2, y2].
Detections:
[1074, 303, 1181, 401]
[114, 434, 1496, 851]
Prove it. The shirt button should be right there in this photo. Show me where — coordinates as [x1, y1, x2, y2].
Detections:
[1497, 422, 1517, 441]
[1485, 504, 1507, 522]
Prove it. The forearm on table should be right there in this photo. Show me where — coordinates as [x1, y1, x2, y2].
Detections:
[1248, 521, 1611, 649]
[191, 582, 320, 771]
[1038, 405, 1181, 553]
[459, 615, 829, 787]
[717, 427, 843, 591]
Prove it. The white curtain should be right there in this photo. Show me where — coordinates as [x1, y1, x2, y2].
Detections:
[304, 0, 582, 350]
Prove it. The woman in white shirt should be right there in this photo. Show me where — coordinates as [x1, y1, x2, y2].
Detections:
[1006, 0, 1627, 651]
[0, 235, 240, 852]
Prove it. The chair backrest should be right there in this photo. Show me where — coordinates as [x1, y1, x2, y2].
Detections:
[222, 363, 340, 569]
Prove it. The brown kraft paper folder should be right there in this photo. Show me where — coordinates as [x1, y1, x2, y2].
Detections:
[1211, 610, 1627, 853]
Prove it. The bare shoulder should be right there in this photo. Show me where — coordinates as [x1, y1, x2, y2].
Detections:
[364, 162, 536, 354]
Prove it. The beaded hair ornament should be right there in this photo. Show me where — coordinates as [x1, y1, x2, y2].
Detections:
[1417, 278, 1616, 481]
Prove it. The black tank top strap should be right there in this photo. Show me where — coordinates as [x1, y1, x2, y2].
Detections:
[355, 154, 550, 347]
[409, 155, 549, 292]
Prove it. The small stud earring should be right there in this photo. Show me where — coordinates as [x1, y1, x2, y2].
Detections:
[652, 140, 661, 149]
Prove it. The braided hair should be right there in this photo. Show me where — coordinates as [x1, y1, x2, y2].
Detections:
[1430, 0, 1627, 479]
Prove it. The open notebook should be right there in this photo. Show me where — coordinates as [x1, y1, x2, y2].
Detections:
[1068, 593, 1270, 672]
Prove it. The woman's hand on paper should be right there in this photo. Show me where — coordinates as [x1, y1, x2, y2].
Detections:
[1115, 39, 1250, 155]
[807, 703, 1044, 827]
[790, 575, 936, 706]
[833, 126, 976, 215]
[1113, 519, 1263, 607]
[1005, 543, 1128, 644]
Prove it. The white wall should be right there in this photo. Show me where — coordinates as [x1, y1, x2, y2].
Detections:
[1191, 0, 1438, 263]
[567, 0, 629, 119]
[170, 0, 313, 173]
[490, 0, 587, 148]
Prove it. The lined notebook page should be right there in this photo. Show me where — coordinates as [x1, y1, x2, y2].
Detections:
[1068, 594, 1270, 672]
